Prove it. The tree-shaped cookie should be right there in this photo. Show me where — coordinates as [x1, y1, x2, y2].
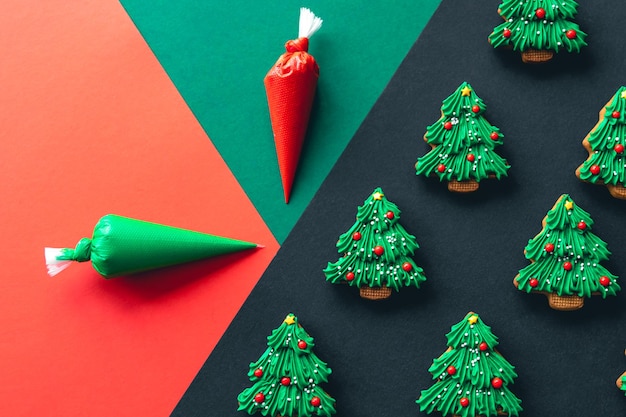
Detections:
[488, 0, 587, 63]
[237, 313, 336, 417]
[576, 86, 626, 199]
[415, 82, 509, 193]
[617, 350, 626, 396]
[323, 187, 427, 300]
[514, 194, 620, 311]
[417, 312, 522, 417]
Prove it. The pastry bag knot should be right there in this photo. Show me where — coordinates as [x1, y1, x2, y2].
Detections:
[285, 37, 309, 53]
[68, 237, 92, 262]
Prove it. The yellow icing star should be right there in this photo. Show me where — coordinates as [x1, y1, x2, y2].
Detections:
[564, 200, 574, 210]
[467, 315, 478, 324]
[372, 192, 384, 200]
[461, 86, 472, 97]
[621, 90, 626, 99]
[284, 314, 296, 325]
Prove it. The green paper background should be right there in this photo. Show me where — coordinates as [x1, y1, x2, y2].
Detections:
[120, 0, 441, 243]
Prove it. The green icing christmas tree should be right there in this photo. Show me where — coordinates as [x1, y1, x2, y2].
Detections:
[488, 0, 587, 63]
[576, 86, 626, 199]
[617, 350, 626, 396]
[415, 82, 509, 193]
[323, 187, 427, 300]
[514, 194, 620, 311]
[417, 312, 522, 417]
[237, 314, 336, 417]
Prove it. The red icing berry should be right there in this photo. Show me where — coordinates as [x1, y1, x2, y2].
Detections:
[479, 342, 488, 351]
[466, 154, 475, 162]
[460, 397, 470, 407]
[373, 245, 384, 256]
[254, 368, 263, 378]
[566, 29, 577, 39]
[529, 278, 539, 288]
[590, 165, 601, 175]
[402, 262, 413, 272]
[490, 131, 499, 140]
[535, 8, 546, 18]
[614, 144, 624, 154]
[298, 340, 307, 349]
[563, 261, 573, 271]
[612, 111, 621, 119]
[491, 377, 503, 389]
[352, 232, 362, 241]
[281, 377, 291, 386]
[444, 121, 453, 130]
[385, 211, 395, 219]
[254, 393, 265, 403]
[437, 164, 446, 173]
[577, 221, 587, 230]
[600, 276, 611, 287]
[472, 105, 480, 113]
[446, 365, 457, 375]
[310, 396, 321, 407]
[544, 243, 555, 253]
[345, 271, 355, 281]
[503, 28, 511, 38]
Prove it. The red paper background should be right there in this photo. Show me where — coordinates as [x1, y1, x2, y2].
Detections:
[0, 1, 278, 415]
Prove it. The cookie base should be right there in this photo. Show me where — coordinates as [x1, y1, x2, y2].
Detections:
[521, 49, 554, 64]
[617, 371, 626, 389]
[608, 183, 626, 199]
[547, 293, 584, 311]
[359, 285, 392, 300]
[448, 179, 479, 193]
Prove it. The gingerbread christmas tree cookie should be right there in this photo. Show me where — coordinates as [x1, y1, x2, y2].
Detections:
[514, 194, 620, 311]
[416, 312, 522, 417]
[488, 0, 587, 63]
[415, 82, 509, 192]
[617, 350, 626, 395]
[323, 188, 427, 300]
[576, 86, 626, 199]
[237, 314, 336, 417]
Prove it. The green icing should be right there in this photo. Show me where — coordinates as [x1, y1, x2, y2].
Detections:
[417, 313, 522, 417]
[516, 195, 620, 298]
[237, 314, 336, 417]
[489, 0, 587, 53]
[621, 374, 626, 395]
[415, 82, 509, 183]
[323, 187, 427, 292]
[579, 86, 626, 186]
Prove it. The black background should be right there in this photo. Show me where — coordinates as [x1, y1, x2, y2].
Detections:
[173, 1, 626, 416]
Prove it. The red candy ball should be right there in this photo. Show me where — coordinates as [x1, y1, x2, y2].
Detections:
[298, 340, 307, 349]
[612, 111, 621, 119]
[385, 211, 395, 219]
[590, 165, 600, 175]
[444, 121, 453, 130]
[281, 377, 291, 386]
[254, 393, 265, 403]
[535, 8, 546, 18]
[479, 342, 488, 351]
[437, 164, 446, 173]
[460, 397, 470, 407]
[600, 276, 611, 287]
[544, 243, 555, 253]
[577, 221, 587, 230]
[447, 365, 457, 375]
[529, 278, 539, 288]
[503, 28, 511, 38]
[402, 262, 413, 272]
[563, 261, 573, 271]
[254, 368, 263, 378]
[467, 154, 475, 162]
[614, 144, 624, 154]
[373, 245, 384, 256]
[345, 272, 355, 281]
[490, 131, 499, 140]
[472, 105, 480, 113]
[352, 232, 362, 241]
[491, 377, 503, 389]
[566, 29, 577, 39]
[310, 397, 321, 407]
